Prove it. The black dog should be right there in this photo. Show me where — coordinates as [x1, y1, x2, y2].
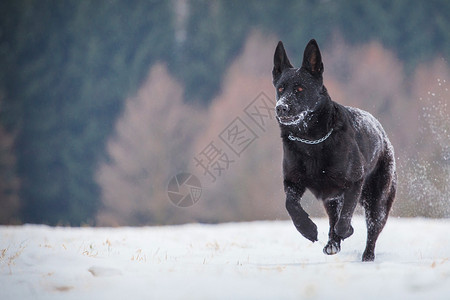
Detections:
[273, 39, 396, 261]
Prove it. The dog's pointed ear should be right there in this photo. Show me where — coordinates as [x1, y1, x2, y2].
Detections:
[273, 41, 293, 82]
[302, 39, 324, 77]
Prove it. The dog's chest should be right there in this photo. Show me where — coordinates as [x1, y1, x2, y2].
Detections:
[284, 148, 347, 200]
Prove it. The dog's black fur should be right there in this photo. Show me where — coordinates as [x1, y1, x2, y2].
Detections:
[273, 40, 396, 261]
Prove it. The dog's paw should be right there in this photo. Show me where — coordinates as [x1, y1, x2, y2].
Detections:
[296, 218, 318, 242]
[334, 222, 354, 239]
[323, 240, 341, 255]
[362, 250, 375, 262]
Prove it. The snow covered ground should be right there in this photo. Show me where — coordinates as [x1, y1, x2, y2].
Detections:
[1, 217, 449, 300]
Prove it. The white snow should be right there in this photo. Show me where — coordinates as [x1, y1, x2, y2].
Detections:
[1, 217, 450, 299]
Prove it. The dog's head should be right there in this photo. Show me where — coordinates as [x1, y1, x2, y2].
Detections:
[273, 39, 328, 128]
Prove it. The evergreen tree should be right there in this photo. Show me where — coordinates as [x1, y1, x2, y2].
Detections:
[0, 0, 174, 224]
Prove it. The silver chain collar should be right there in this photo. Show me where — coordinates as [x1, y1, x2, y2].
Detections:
[288, 128, 334, 145]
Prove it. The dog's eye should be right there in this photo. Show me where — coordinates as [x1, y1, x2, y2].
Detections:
[278, 87, 284, 93]
[296, 87, 303, 92]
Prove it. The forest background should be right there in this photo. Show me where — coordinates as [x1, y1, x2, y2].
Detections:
[0, 0, 449, 226]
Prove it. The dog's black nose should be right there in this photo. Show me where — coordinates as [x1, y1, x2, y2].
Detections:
[276, 103, 289, 116]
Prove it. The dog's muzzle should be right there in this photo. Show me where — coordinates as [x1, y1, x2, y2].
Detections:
[276, 104, 308, 126]
[276, 103, 289, 117]
[276, 103, 298, 124]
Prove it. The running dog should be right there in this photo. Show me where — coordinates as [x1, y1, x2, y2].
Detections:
[273, 39, 396, 261]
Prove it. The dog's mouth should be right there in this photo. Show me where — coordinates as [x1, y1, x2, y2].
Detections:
[276, 111, 309, 126]
[277, 115, 300, 125]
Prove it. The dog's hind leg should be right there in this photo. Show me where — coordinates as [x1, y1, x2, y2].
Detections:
[361, 158, 396, 262]
[323, 197, 343, 255]
[362, 184, 395, 261]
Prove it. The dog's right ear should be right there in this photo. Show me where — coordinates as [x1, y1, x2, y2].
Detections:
[302, 39, 323, 78]
[273, 41, 293, 82]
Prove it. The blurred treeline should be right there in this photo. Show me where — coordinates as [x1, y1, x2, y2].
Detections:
[0, 0, 449, 225]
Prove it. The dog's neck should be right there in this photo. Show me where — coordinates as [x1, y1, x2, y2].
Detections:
[288, 128, 334, 144]
[285, 98, 335, 144]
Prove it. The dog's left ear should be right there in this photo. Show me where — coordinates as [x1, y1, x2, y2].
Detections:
[302, 39, 324, 78]
[273, 41, 293, 82]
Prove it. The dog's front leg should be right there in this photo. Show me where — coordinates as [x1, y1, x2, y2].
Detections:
[284, 181, 318, 242]
[334, 181, 363, 239]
